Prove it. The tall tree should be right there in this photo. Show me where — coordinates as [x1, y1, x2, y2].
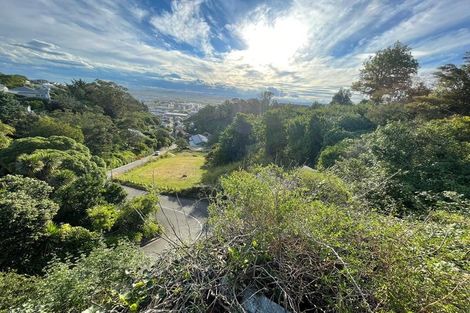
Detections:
[330, 88, 353, 105]
[211, 113, 258, 164]
[434, 52, 470, 115]
[352, 41, 418, 103]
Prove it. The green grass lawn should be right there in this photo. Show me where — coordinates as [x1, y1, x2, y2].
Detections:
[116, 151, 206, 191]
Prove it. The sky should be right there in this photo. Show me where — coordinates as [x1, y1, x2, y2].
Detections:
[0, 0, 469, 103]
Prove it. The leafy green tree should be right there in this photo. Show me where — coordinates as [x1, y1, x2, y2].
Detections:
[332, 117, 470, 213]
[187, 98, 264, 140]
[102, 182, 127, 205]
[0, 175, 59, 271]
[434, 51, 470, 115]
[211, 113, 258, 164]
[175, 137, 188, 151]
[0, 136, 119, 225]
[27, 116, 84, 143]
[0, 92, 37, 136]
[52, 111, 120, 155]
[78, 80, 147, 119]
[352, 41, 419, 103]
[263, 106, 303, 163]
[330, 88, 353, 105]
[46, 223, 100, 261]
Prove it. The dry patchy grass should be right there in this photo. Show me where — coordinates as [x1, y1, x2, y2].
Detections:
[116, 151, 206, 191]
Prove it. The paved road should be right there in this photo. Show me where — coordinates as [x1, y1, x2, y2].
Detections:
[107, 147, 208, 258]
[120, 185, 208, 258]
[107, 144, 176, 179]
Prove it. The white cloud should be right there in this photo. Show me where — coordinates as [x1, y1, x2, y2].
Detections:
[0, 0, 469, 102]
[150, 0, 213, 55]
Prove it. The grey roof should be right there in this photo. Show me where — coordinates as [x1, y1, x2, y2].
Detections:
[189, 134, 208, 145]
[10, 86, 35, 92]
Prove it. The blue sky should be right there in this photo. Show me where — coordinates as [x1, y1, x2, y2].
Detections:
[0, 0, 469, 103]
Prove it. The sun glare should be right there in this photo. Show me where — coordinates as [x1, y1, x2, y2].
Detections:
[239, 16, 308, 68]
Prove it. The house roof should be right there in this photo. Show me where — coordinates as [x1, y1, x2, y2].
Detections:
[189, 134, 208, 145]
[10, 86, 35, 92]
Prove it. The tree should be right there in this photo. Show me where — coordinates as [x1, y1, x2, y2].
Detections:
[113, 193, 160, 242]
[175, 137, 188, 151]
[0, 92, 37, 136]
[27, 116, 84, 143]
[0, 136, 117, 225]
[260, 90, 274, 113]
[211, 113, 258, 164]
[434, 51, 470, 115]
[0, 175, 59, 271]
[352, 41, 418, 103]
[330, 88, 353, 105]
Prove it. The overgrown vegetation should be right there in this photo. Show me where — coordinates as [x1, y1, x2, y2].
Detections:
[0, 78, 166, 276]
[1, 43, 469, 312]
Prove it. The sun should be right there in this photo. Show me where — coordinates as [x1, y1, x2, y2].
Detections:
[237, 15, 308, 69]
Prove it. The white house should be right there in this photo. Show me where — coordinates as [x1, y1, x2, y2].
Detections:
[189, 134, 208, 147]
[8, 85, 50, 100]
[0, 84, 8, 93]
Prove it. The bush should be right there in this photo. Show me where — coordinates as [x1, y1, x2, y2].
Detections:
[47, 224, 101, 261]
[15, 242, 149, 313]
[332, 117, 470, 214]
[102, 182, 127, 205]
[203, 166, 470, 312]
[0, 272, 39, 312]
[87, 204, 119, 232]
[296, 167, 351, 206]
[0, 175, 58, 272]
[113, 193, 160, 242]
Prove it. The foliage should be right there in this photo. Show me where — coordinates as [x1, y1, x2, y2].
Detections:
[433, 51, 470, 115]
[46, 223, 101, 261]
[113, 193, 160, 242]
[204, 167, 469, 312]
[0, 175, 58, 272]
[295, 167, 351, 206]
[0, 135, 121, 224]
[201, 161, 243, 185]
[26, 115, 84, 143]
[0, 73, 27, 88]
[0, 272, 39, 312]
[352, 41, 419, 103]
[331, 117, 470, 213]
[87, 204, 119, 232]
[210, 113, 259, 165]
[0, 121, 14, 149]
[102, 181, 127, 205]
[187, 97, 265, 140]
[14, 242, 149, 313]
[120, 167, 469, 312]
[0, 92, 37, 136]
[330, 88, 353, 105]
[175, 137, 188, 151]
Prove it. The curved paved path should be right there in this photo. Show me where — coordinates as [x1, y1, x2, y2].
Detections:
[107, 144, 176, 179]
[107, 148, 208, 258]
[120, 186, 208, 258]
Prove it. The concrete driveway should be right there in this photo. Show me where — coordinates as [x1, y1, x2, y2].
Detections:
[120, 186, 208, 258]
